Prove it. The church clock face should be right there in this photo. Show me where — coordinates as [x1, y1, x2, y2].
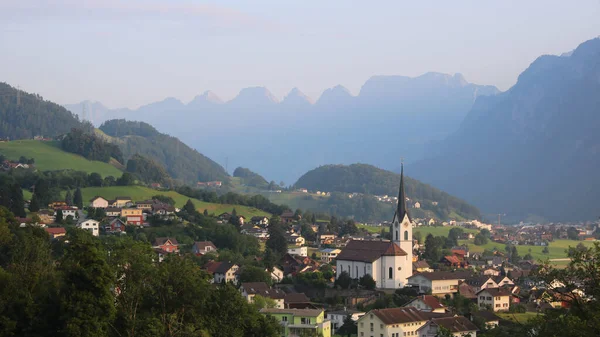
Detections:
[395, 222, 399, 228]
[404, 222, 409, 227]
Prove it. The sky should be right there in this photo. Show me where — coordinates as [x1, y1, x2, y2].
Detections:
[1, 0, 599, 109]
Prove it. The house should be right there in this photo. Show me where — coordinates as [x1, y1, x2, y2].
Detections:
[105, 207, 122, 217]
[442, 255, 466, 268]
[413, 260, 433, 273]
[152, 237, 179, 254]
[213, 262, 239, 284]
[403, 295, 447, 313]
[465, 276, 498, 292]
[407, 271, 472, 296]
[356, 307, 442, 337]
[285, 234, 305, 246]
[280, 211, 296, 223]
[268, 266, 284, 283]
[38, 210, 55, 224]
[319, 233, 336, 244]
[482, 267, 501, 276]
[136, 200, 154, 210]
[241, 227, 269, 239]
[250, 216, 269, 226]
[192, 241, 217, 256]
[414, 202, 421, 209]
[59, 207, 78, 219]
[77, 219, 100, 236]
[240, 282, 285, 308]
[89, 196, 109, 208]
[320, 248, 341, 263]
[470, 311, 501, 329]
[284, 293, 314, 309]
[105, 218, 126, 234]
[458, 281, 478, 300]
[417, 316, 478, 337]
[494, 276, 514, 287]
[121, 208, 144, 226]
[217, 212, 231, 221]
[477, 288, 511, 312]
[48, 201, 67, 208]
[288, 245, 308, 257]
[150, 183, 162, 189]
[326, 308, 365, 331]
[152, 204, 176, 217]
[109, 197, 133, 208]
[260, 308, 331, 337]
[45, 227, 66, 239]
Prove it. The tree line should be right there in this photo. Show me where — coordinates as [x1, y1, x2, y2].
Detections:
[61, 128, 124, 164]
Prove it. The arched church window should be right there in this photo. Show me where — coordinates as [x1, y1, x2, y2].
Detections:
[395, 231, 399, 241]
[404, 230, 408, 241]
[388, 267, 393, 279]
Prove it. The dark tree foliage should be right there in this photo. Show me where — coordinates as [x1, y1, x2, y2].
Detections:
[233, 167, 268, 188]
[474, 233, 489, 245]
[73, 187, 83, 209]
[424, 234, 445, 262]
[61, 128, 123, 163]
[266, 223, 287, 258]
[116, 172, 135, 186]
[152, 195, 176, 206]
[359, 274, 376, 290]
[337, 314, 358, 337]
[100, 119, 228, 184]
[183, 199, 196, 214]
[55, 209, 63, 223]
[126, 154, 171, 185]
[87, 172, 103, 187]
[0, 175, 25, 217]
[294, 163, 481, 220]
[238, 266, 272, 285]
[335, 271, 352, 289]
[393, 287, 419, 306]
[0, 82, 92, 139]
[29, 193, 40, 212]
[64, 189, 73, 206]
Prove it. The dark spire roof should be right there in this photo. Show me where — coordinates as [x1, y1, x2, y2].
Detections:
[395, 163, 410, 222]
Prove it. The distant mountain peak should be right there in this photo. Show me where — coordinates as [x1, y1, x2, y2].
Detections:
[316, 85, 353, 104]
[190, 90, 223, 105]
[282, 87, 313, 105]
[232, 86, 279, 104]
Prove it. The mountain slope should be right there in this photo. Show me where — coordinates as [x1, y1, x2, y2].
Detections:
[233, 167, 268, 188]
[64, 73, 499, 183]
[411, 38, 600, 221]
[294, 163, 481, 221]
[0, 82, 90, 139]
[99, 119, 228, 184]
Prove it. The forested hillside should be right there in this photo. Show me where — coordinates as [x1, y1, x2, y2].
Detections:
[0, 82, 91, 139]
[294, 164, 481, 220]
[100, 119, 228, 184]
[233, 167, 268, 188]
[126, 154, 171, 185]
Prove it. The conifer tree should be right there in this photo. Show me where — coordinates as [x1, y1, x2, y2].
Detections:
[73, 188, 83, 209]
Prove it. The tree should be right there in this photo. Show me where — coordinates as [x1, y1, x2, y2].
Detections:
[73, 187, 83, 209]
[183, 199, 196, 214]
[87, 172, 103, 187]
[55, 209, 63, 223]
[567, 226, 579, 240]
[448, 227, 464, 246]
[474, 233, 488, 245]
[103, 176, 116, 187]
[337, 314, 358, 337]
[29, 193, 40, 212]
[251, 295, 277, 309]
[266, 224, 287, 257]
[424, 234, 443, 262]
[263, 248, 277, 271]
[64, 189, 73, 206]
[238, 266, 272, 285]
[414, 231, 423, 244]
[542, 246, 550, 254]
[203, 209, 208, 216]
[334, 271, 352, 289]
[311, 213, 316, 224]
[8, 182, 25, 217]
[393, 287, 419, 306]
[359, 274, 376, 290]
[480, 228, 491, 238]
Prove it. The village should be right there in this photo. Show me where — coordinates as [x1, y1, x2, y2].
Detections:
[14, 168, 595, 337]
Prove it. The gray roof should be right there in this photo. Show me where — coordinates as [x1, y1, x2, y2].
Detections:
[394, 164, 411, 222]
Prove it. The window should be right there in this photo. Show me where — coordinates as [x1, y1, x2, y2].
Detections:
[389, 267, 393, 279]
[380, 324, 383, 329]
[282, 316, 287, 322]
[370, 322, 374, 332]
[404, 231, 408, 241]
[360, 333, 364, 337]
[396, 231, 399, 241]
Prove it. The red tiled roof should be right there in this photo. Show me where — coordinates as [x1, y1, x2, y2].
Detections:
[444, 255, 461, 264]
[476, 288, 511, 297]
[371, 307, 448, 325]
[452, 249, 467, 256]
[45, 227, 66, 235]
[204, 261, 222, 274]
[427, 316, 478, 333]
[418, 295, 445, 309]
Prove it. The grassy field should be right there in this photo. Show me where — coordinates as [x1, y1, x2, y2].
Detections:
[458, 239, 596, 260]
[357, 223, 387, 233]
[415, 226, 479, 238]
[68, 186, 271, 219]
[0, 140, 122, 177]
[497, 312, 540, 323]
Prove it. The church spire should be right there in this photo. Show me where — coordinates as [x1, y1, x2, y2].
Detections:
[396, 163, 410, 222]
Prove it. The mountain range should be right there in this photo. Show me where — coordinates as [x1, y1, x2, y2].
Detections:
[64, 72, 499, 184]
[411, 38, 600, 222]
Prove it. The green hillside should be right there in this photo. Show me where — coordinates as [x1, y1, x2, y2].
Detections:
[72, 186, 270, 219]
[0, 140, 122, 177]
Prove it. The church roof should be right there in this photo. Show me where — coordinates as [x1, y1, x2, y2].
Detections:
[394, 164, 411, 222]
[336, 240, 407, 263]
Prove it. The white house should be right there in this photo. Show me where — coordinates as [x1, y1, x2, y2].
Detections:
[77, 219, 100, 237]
[417, 316, 478, 337]
[239, 282, 285, 309]
[477, 288, 511, 312]
[403, 295, 447, 313]
[288, 246, 308, 257]
[407, 271, 472, 296]
[320, 248, 341, 263]
[61, 207, 78, 219]
[326, 308, 365, 331]
[267, 266, 284, 283]
[89, 196, 109, 208]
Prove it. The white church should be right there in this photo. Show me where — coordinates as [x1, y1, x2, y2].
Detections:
[335, 165, 413, 289]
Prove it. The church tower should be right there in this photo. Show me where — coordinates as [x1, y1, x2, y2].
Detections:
[391, 164, 413, 269]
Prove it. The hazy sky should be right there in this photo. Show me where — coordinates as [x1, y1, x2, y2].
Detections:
[1, 0, 599, 108]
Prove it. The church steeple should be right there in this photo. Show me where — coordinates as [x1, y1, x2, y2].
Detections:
[395, 163, 410, 222]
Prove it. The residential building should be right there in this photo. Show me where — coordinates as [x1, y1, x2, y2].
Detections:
[268, 266, 284, 283]
[288, 245, 308, 257]
[152, 237, 179, 253]
[45, 227, 66, 239]
[465, 276, 499, 292]
[413, 260, 433, 273]
[105, 218, 126, 234]
[320, 248, 341, 263]
[284, 293, 313, 309]
[89, 196, 109, 208]
[109, 197, 133, 208]
[494, 276, 514, 287]
[470, 311, 500, 329]
[260, 308, 331, 337]
[105, 207, 122, 217]
[319, 234, 336, 244]
[192, 241, 217, 255]
[136, 200, 154, 210]
[286, 234, 305, 246]
[417, 316, 478, 337]
[407, 271, 472, 296]
[213, 262, 239, 284]
[477, 288, 511, 312]
[250, 216, 269, 226]
[77, 219, 100, 236]
[326, 308, 365, 331]
[240, 282, 285, 309]
[403, 295, 446, 313]
[121, 208, 144, 226]
[59, 207, 78, 219]
[356, 307, 436, 337]
[280, 211, 296, 224]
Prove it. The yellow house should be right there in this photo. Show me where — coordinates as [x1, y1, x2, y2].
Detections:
[110, 197, 132, 208]
[260, 308, 331, 337]
[121, 208, 142, 217]
[357, 307, 429, 337]
[477, 288, 511, 312]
